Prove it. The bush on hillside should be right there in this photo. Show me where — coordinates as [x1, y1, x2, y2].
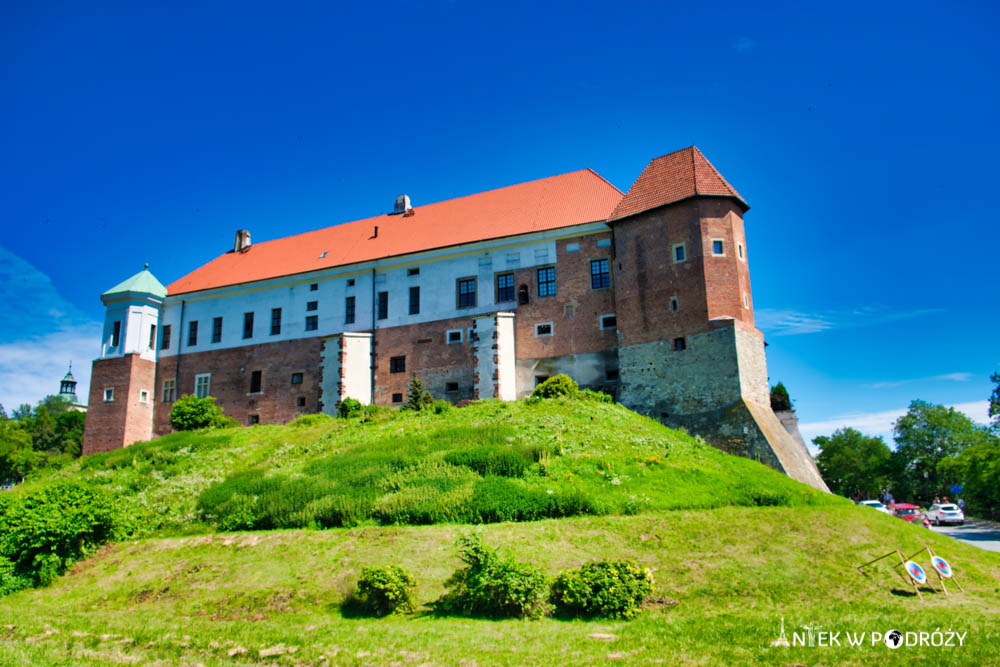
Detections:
[579, 388, 613, 403]
[444, 446, 530, 477]
[355, 565, 417, 616]
[550, 560, 654, 619]
[437, 533, 547, 618]
[531, 374, 578, 399]
[169, 395, 237, 431]
[288, 413, 336, 428]
[337, 398, 363, 418]
[0, 481, 124, 595]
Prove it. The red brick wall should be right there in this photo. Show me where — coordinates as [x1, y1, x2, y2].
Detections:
[153, 337, 325, 435]
[82, 354, 157, 455]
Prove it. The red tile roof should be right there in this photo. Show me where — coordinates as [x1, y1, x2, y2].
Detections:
[167, 169, 624, 296]
[609, 146, 747, 220]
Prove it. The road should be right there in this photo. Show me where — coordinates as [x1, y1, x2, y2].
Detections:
[931, 518, 1000, 553]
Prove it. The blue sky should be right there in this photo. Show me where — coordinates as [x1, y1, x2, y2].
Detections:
[1, 1, 996, 445]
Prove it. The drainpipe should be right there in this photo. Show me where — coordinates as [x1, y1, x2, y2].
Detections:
[370, 268, 376, 405]
[175, 299, 185, 398]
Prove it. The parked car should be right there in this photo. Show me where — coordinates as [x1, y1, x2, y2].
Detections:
[857, 500, 892, 514]
[888, 503, 932, 528]
[926, 503, 965, 526]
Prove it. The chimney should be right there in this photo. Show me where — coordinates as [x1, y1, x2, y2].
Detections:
[393, 194, 412, 214]
[234, 229, 251, 252]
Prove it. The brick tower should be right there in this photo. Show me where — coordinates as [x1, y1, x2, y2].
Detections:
[611, 148, 828, 491]
[82, 265, 166, 455]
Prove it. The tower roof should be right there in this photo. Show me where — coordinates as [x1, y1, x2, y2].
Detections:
[610, 146, 748, 221]
[102, 265, 168, 299]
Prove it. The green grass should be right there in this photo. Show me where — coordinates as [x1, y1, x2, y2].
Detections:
[1, 506, 997, 665]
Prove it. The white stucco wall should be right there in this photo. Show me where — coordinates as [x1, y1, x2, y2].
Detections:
[101, 301, 160, 361]
[496, 312, 516, 401]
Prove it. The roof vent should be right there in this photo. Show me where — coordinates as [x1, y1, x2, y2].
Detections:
[234, 229, 251, 252]
[393, 194, 412, 214]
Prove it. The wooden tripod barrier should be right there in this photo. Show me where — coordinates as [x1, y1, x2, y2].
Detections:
[857, 550, 927, 599]
[893, 548, 934, 598]
[927, 546, 964, 594]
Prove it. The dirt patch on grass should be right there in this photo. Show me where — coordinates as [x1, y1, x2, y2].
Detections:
[68, 544, 119, 576]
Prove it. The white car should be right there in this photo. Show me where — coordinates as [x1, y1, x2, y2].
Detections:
[927, 503, 965, 526]
[858, 500, 892, 514]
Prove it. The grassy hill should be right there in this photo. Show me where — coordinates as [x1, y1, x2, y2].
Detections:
[2, 398, 999, 665]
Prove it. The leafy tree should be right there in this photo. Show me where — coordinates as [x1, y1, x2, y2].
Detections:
[890, 400, 989, 503]
[0, 420, 43, 481]
[169, 395, 237, 430]
[405, 375, 433, 411]
[813, 428, 890, 499]
[938, 434, 1000, 520]
[769, 382, 793, 412]
[989, 372, 1000, 432]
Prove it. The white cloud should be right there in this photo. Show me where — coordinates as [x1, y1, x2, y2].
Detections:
[868, 372, 973, 389]
[0, 246, 101, 411]
[756, 306, 944, 336]
[799, 400, 991, 454]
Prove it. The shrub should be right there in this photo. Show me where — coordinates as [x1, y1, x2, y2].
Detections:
[0, 481, 123, 595]
[579, 388, 613, 403]
[290, 413, 336, 428]
[550, 560, 654, 619]
[438, 533, 547, 618]
[445, 446, 530, 478]
[531, 374, 578, 399]
[405, 375, 433, 411]
[356, 565, 417, 616]
[169, 394, 234, 431]
[770, 382, 792, 412]
[337, 398, 363, 418]
[433, 399, 451, 414]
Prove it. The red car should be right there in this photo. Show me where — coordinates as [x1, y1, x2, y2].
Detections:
[888, 503, 931, 528]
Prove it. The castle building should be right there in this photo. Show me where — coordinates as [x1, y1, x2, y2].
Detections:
[82, 147, 828, 491]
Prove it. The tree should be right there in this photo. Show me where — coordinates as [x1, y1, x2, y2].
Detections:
[169, 395, 237, 430]
[989, 372, 1000, 432]
[405, 375, 433, 411]
[769, 382, 792, 412]
[938, 434, 1000, 520]
[890, 400, 989, 503]
[0, 420, 43, 481]
[813, 428, 890, 499]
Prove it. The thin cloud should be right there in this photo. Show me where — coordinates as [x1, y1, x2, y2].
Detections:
[799, 400, 990, 454]
[868, 372, 973, 389]
[756, 306, 944, 336]
[733, 37, 756, 52]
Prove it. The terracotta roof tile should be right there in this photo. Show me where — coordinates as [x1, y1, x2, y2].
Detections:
[610, 146, 747, 220]
[167, 169, 623, 296]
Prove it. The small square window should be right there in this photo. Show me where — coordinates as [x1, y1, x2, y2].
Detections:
[446, 382, 459, 393]
[407, 267, 420, 276]
[248, 414, 260, 425]
[673, 337, 686, 351]
[310, 283, 318, 291]
[139, 390, 149, 403]
[307, 301, 318, 311]
[347, 278, 356, 287]
[390, 356, 406, 373]
[305, 315, 318, 331]
[606, 368, 619, 381]
[296, 396, 306, 407]
[104, 387, 114, 402]
[600, 314, 617, 330]
[447, 329, 463, 344]
[670, 296, 679, 312]
[712, 239, 725, 256]
[291, 372, 303, 385]
[392, 393, 403, 403]
[673, 243, 686, 263]
[535, 322, 553, 337]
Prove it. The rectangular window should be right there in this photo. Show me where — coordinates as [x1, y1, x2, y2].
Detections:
[139, 389, 149, 403]
[310, 283, 318, 291]
[306, 301, 318, 311]
[446, 382, 459, 393]
[162, 379, 176, 403]
[712, 239, 725, 256]
[743, 292, 750, 309]
[565, 243, 580, 253]
[590, 259, 610, 289]
[248, 414, 260, 425]
[447, 329, 463, 344]
[188, 321, 198, 346]
[271, 308, 281, 335]
[457, 277, 476, 308]
[535, 322, 553, 337]
[407, 267, 420, 276]
[195, 373, 211, 398]
[537, 267, 556, 297]
[670, 296, 679, 312]
[390, 356, 406, 373]
[104, 387, 114, 402]
[250, 370, 262, 394]
[496, 273, 515, 302]
[738, 242, 745, 260]
[347, 278, 355, 287]
[377, 292, 388, 320]
[345, 296, 356, 324]
[296, 396, 306, 407]
[161, 324, 171, 350]
[291, 372, 303, 385]
[111, 321, 121, 347]
[606, 368, 619, 381]
[600, 314, 617, 330]
[596, 238, 611, 248]
[673, 337, 686, 351]
[534, 375, 549, 386]
[409, 286, 420, 315]
[243, 312, 254, 339]
[305, 315, 318, 331]
[212, 316, 223, 343]
[149, 324, 156, 350]
[673, 243, 686, 263]
[392, 393, 403, 403]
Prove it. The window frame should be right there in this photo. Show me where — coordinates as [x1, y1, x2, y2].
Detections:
[389, 356, 406, 374]
[103, 387, 114, 402]
[291, 372, 303, 385]
[271, 308, 282, 335]
[409, 285, 420, 315]
[162, 379, 176, 403]
[149, 324, 156, 350]
[111, 321, 121, 348]
[188, 321, 198, 347]
[249, 370, 263, 394]
[391, 392, 404, 403]
[212, 316, 223, 343]
[534, 321, 554, 337]
[670, 296, 679, 312]
[377, 291, 388, 320]
[306, 301, 318, 312]
[537, 266, 556, 297]
[195, 373, 211, 398]
[160, 324, 171, 350]
[590, 258, 610, 290]
[243, 312, 254, 339]
[672, 243, 687, 264]
[495, 272, 515, 303]
[139, 389, 149, 403]
[673, 337, 686, 351]
[599, 314, 617, 330]
[446, 329, 463, 344]
[456, 277, 477, 309]
[711, 238, 725, 257]
[305, 315, 318, 331]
